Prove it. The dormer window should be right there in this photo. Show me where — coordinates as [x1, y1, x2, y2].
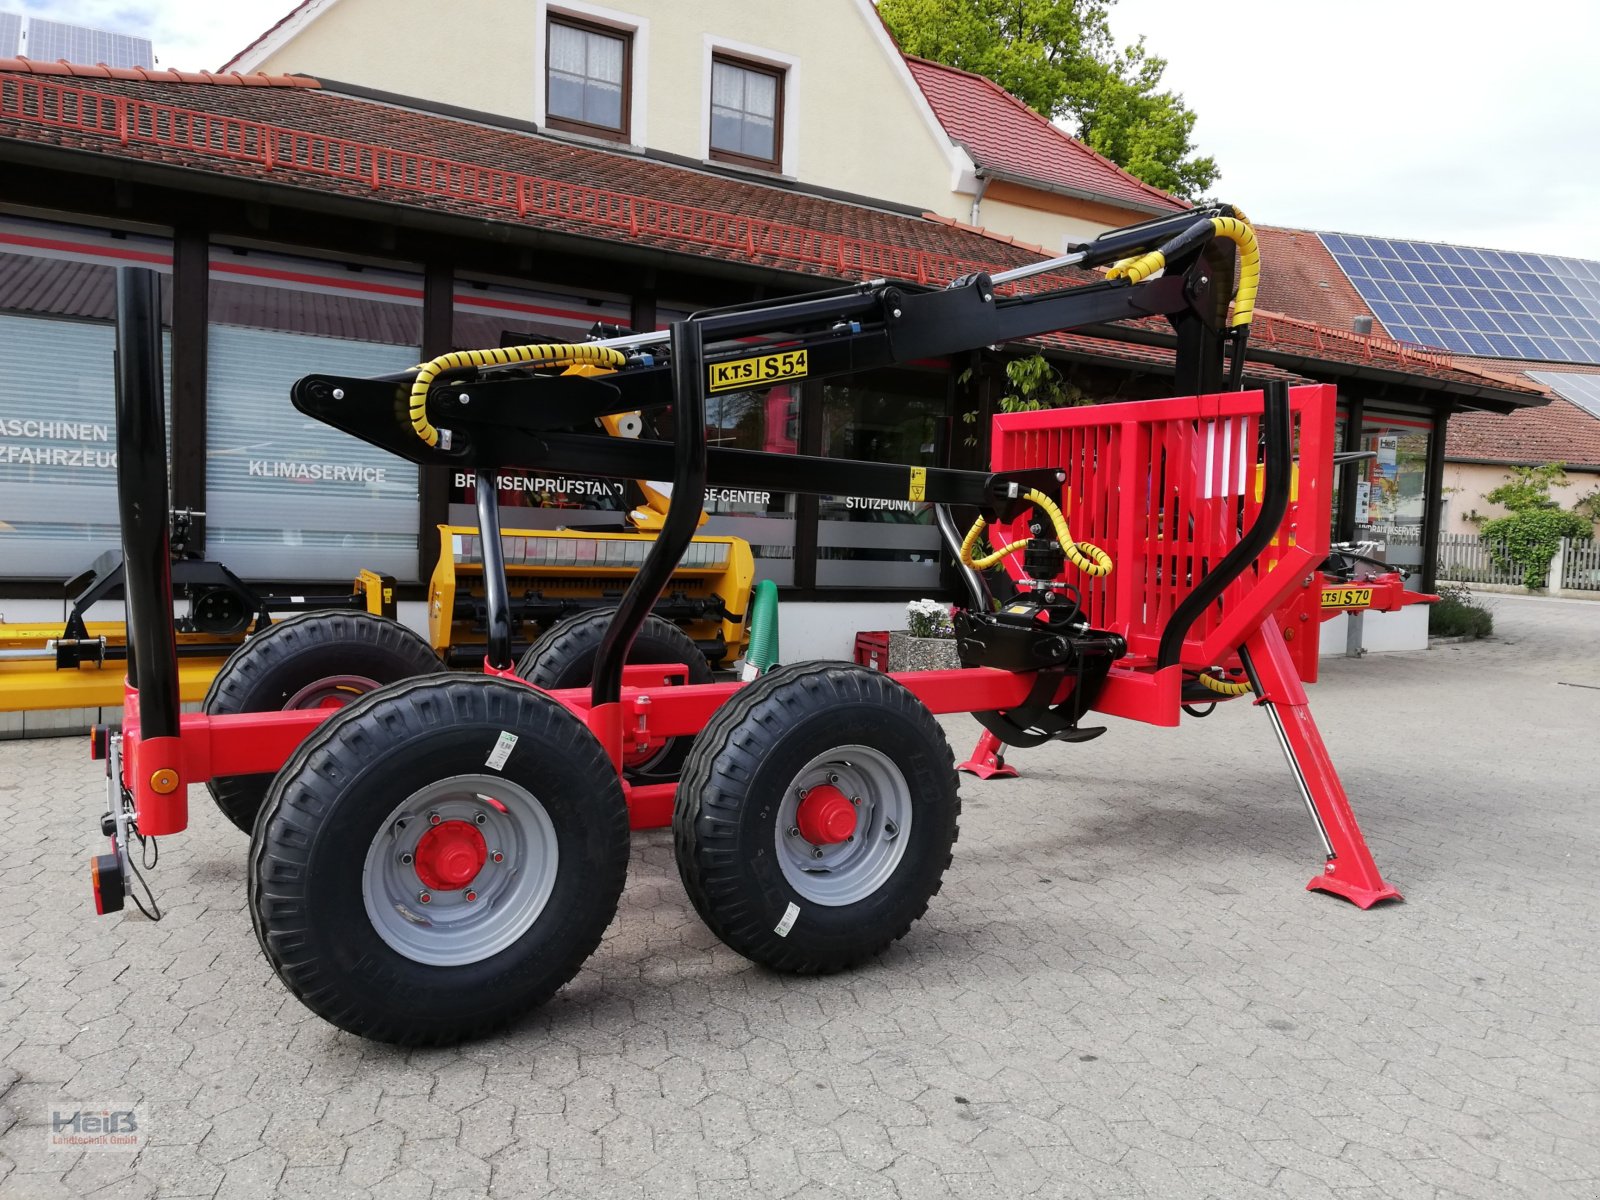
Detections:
[709, 55, 783, 171]
[546, 15, 631, 141]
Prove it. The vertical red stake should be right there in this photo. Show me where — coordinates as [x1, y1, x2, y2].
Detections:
[1244, 621, 1401, 909]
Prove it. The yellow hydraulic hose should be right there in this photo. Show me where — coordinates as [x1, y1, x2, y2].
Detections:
[406, 343, 629, 447]
[1195, 669, 1252, 696]
[1209, 216, 1260, 328]
[960, 518, 1029, 572]
[959, 489, 1113, 578]
[1105, 216, 1260, 330]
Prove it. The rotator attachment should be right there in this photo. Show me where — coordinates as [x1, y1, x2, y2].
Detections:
[953, 474, 1123, 747]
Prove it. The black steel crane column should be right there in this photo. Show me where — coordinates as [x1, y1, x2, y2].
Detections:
[589, 316, 709, 707]
[114, 267, 181, 740]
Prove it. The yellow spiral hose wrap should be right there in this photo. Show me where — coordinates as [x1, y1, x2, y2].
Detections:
[1209, 216, 1260, 328]
[1105, 249, 1167, 286]
[959, 515, 1029, 572]
[958, 489, 1113, 578]
[1195, 670, 1252, 696]
[406, 342, 630, 447]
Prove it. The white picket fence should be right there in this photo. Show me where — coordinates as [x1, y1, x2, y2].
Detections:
[1563, 538, 1600, 591]
[1434, 532, 1600, 592]
[1435, 533, 1527, 587]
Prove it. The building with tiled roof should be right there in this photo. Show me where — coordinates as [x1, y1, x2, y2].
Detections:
[1256, 224, 1600, 534]
[221, 0, 1183, 256]
[902, 55, 1185, 249]
[0, 54, 1546, 661]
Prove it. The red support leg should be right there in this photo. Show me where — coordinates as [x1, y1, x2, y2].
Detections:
[1243, 623, 1402, 909]
[957, 729, 1019, 780]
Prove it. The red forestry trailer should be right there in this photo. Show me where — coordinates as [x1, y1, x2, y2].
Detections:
[89, 206, 1401, 1044]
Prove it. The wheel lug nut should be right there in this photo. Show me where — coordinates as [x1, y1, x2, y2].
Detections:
[828, 773, 840, 785]
[796, 788, 809, 800]
[851, 796, 860, 806]
[428, 812, 442, 825]
[491, 851, 504, 863]
[400, 852, 414, 866]
[812, 847, 825, 859]
[788, 826, 801, 837]
[465, 891, 477, 902]
[418, 891, 432, 904]
[474, 812, 487, 825]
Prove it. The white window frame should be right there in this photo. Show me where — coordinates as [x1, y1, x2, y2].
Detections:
[534, 1, 649, 148]
[700, 35, 799, 178]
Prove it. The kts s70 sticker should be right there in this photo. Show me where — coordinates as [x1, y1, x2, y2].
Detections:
[1321, 587, 1373, 609]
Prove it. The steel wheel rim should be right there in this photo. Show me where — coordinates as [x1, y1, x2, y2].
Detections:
[775, 744, 912, 907]
[284, 673, 380, 710]
[361, 773, 559, 966]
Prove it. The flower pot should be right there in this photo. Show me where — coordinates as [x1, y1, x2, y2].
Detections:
[887, 631, 962, 672]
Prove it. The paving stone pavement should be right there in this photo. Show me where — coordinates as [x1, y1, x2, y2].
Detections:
[1, 593, 1597, 1199]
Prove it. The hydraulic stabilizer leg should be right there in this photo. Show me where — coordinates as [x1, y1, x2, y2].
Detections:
[1241, 623, 1402, 908]
[957, 729, 1019, 780]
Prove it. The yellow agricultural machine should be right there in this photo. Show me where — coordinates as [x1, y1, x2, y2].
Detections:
[1, 449, 755, 718]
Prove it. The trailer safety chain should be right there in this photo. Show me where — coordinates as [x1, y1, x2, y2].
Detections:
[959, 489, 1112, 577]
[407, 343, 630, 447]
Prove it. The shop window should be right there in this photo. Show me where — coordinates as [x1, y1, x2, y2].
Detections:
[452, 275, 629, 350]
[0, 218, 172, 579]
[710, 55, 783, 170]
[699, 384, 798, 586]
[1352, 406, 1432, 582]
[547, 15, 631, 141]
[447, 277, 638, 533]
[816, 368, 948, 589]
[205, 247, 422, 581]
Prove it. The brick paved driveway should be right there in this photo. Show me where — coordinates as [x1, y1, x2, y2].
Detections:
[2, 593, 1597, 1199]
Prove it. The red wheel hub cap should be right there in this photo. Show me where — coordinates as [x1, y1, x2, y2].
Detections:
[413, 820, 488, 891]
[796, 784, 858, 845]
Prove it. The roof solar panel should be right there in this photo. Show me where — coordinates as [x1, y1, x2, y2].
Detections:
[0, 11, 20, 57]
[1322, 233, 1600, 365]
[1531, 372, 1600, 420]
[23, 17, 152, 69]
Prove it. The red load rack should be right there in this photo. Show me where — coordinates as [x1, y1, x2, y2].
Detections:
[981, 384, 1399, 908]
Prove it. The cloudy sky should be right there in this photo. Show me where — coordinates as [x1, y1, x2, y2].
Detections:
[1107, 0, 1600, 258]
[13, 0, 1600, 260]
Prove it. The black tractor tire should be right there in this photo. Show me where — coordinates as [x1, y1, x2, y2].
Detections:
[673, 661, 960, 974]
[248, 674, 630, 1045]
[202, 610, 443, 833]
[516, 608, 713, 777]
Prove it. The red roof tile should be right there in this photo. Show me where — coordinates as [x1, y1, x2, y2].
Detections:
[0, 56, 317, 87]
[1447, 399, 1600, 470]
[903, 56, 1186, 216]
[1254, 226, 1386, 337]
[0, 67, 1540, 403]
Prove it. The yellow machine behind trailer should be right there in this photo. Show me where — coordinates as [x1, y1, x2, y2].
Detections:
[428, 524, 754, 668]
[0, 568, 394, 714]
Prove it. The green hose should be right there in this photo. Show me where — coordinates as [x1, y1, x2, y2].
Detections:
[746, 579, 780, 674]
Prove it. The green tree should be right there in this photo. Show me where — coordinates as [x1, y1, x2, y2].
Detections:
[879, 0, 1219, 199]
[1478, 464, 1592, 590]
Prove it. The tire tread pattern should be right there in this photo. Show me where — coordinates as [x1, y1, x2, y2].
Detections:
[673, 661, 960, 975]
[247, 675, 629, 1045]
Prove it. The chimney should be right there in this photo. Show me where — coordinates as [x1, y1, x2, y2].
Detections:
[1351, 315, 1373, 336]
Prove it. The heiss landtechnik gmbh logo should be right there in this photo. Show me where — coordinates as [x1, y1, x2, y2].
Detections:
[46, 1102, 146, 1152]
